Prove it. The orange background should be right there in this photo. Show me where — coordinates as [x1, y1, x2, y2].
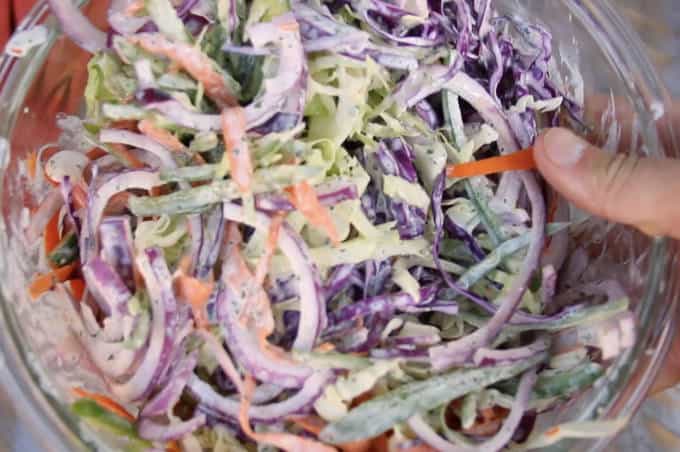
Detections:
[0, 0, 38, 48]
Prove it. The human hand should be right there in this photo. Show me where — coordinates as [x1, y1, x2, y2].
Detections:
[534, 125, 680, 394]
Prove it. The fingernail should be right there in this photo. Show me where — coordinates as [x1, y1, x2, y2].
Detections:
[542, 128, 587, 168]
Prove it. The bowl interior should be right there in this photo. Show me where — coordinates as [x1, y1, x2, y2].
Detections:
[0, 1, 678, 451]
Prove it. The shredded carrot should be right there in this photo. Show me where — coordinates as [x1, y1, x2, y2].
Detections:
[72, 388, 135, 422]
[240, 376, 336, 452]
[130, 34, 238, 108]
[446, 147, 535, 179]
[165, 441, 181, 452]
[86, 147, 108, 160]
[110, 120, 140, 132]
[286, 182, 340, 245]
[546, 426, 561, 437]
[221, 108, 253, 193]
[44, 209, 62, 257]
[139, 119, 187, 153]
[278, 21, 300, 33]
[223, 224, 276, 335]
[314, 342, 336, 353]
[174, 275, 214, 328]
[26, 151, 38, 179]
[125, 0, 145, 15]
[107, 143, 146, 169]
[29, 262, 78, 300]
[68, 278, 86, 302]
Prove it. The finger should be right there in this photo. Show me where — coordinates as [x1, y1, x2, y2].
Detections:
[534, 127, 680, 240]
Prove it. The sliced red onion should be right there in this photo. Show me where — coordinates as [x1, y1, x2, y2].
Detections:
[217, 284, 313, 388]
[141, 351, 198, 417]
[108, 0, 149, 35]
[110, 248, 179, 402]
[99, 129, 177, 169]
[222, 203, 324, 352]
[143, 99, 222, 131]
[196, 328, 243, 393]
[138, 414, 206, 442]
[255, 181, 358, 213]
[82, 256, 132, 318]
[407, 368, 537, 452]
[99, 216, 136, 292]
[80, 170, 162, 263]
[47, 0, 107, 53]
[245, 13, 307, 131]
[430, 172, 545, 370]
[472, 336, 549, 367]
[188, 371, 334, 422]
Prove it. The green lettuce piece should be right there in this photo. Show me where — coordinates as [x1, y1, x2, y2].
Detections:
[85, 52, 137, 122]
[145, 0, 190, 43]
[72, 399, 151, 452]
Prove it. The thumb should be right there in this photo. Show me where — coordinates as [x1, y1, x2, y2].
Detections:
[534, 127, 680, 239]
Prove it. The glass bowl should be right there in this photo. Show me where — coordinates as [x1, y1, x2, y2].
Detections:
[0, 1, 678, 451]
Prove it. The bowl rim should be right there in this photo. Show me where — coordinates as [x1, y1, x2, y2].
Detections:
[0, 1, 678, 451]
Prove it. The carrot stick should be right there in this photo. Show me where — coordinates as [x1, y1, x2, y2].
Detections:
[174, 275, 214, 328]
[44, 209, 61, 257]
[107, 143, 146, 169]
[86, 148, 108, 160]
[26, 151, 38, 179]
[72, 183, 88, 211]
[286, 182, 340, 245]
[71, 388, 135, 422]
[139, 119, 187, 153]
[165, 440, 181, 452]
[29, 262, 78, 300]
[68, 278, 86, 302]
[446, 147, 535, 179]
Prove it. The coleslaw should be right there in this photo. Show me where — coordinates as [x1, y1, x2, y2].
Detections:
[23, 0, 634, 450]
